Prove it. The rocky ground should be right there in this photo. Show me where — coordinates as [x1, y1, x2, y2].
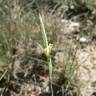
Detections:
[0, 1, 96, 96]
[77, 43, 96, 96]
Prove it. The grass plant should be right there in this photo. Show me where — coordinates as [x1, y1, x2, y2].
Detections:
[39, 13, 53, 96]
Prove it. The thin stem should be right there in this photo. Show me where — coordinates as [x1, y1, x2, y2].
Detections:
[39, 13, 53, 96]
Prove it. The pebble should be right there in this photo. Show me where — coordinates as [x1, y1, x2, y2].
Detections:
[79, 36, 92, 43]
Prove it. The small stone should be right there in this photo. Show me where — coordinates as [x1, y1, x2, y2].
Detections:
[79, 36, 92, 43]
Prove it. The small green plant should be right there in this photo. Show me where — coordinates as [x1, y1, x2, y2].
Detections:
[62, 44, 80, 95]
[39, 13, 53, 96]
[0, 1, 36, 93]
